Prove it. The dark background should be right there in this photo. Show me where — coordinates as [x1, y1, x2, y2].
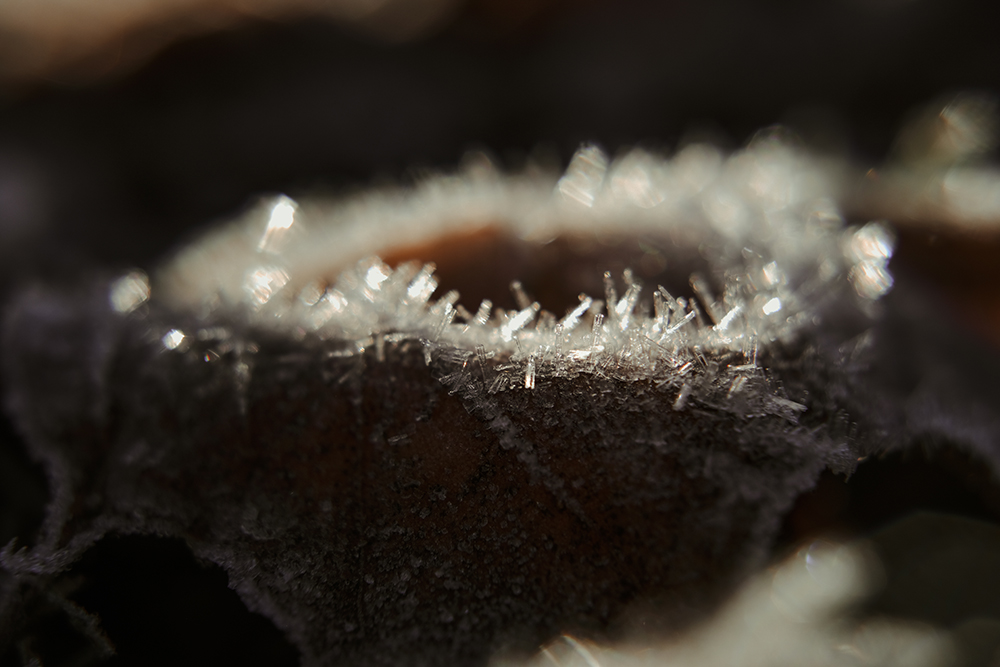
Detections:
[1, 0, 999, 277]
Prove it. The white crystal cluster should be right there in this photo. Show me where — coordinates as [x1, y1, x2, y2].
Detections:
[505, 541, 956, 667]
[153, 139, 894, 414]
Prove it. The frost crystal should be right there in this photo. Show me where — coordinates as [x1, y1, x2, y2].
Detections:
[159, 141, 892, 415]
[2, 139, 912, 667]
[108, 270, 150, 313]
[513, 542, 956, 667]
[161, 328, 185, 350]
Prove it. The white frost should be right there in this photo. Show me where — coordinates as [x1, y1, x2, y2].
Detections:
[156, 141, 894, 413]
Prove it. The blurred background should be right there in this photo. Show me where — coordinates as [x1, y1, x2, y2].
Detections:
[0, 0, 998, 275]
[2, 0, 1000, 664]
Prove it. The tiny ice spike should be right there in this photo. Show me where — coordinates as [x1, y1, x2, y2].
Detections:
[160, 140, 892, 416]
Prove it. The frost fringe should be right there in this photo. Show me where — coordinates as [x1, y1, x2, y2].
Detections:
[143, 141, 895, 418]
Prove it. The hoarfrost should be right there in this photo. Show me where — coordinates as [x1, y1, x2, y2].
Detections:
[157, 137, 890, 417]
[3, 140, 955, 667]
[108, 270, 150, 314]
[510, 542, 957, 667]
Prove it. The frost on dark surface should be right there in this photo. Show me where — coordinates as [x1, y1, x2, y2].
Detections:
[0, 283, 861, 666]
[2, 145, 1000, 666]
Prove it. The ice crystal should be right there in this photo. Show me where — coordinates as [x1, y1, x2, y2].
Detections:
[158, 141, 892, 416]
[161, 328, 185, 350]
[107, 270, 150, 314]
[2, 139, 918, 667]
[509, 542, 956, 667]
